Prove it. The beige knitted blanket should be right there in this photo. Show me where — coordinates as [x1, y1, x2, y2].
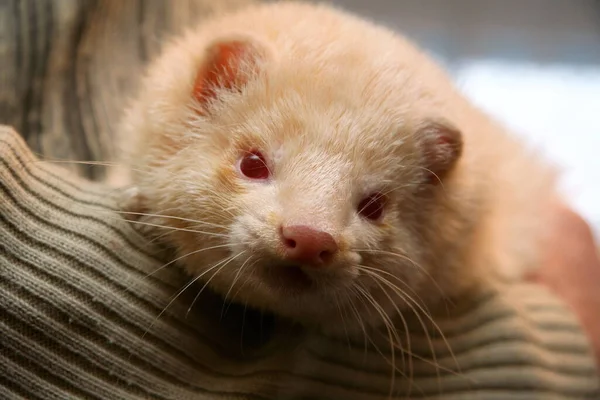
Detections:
[1, 125, 599, 399]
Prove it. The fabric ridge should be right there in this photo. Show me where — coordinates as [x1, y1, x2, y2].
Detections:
[1, 125, 599, 400]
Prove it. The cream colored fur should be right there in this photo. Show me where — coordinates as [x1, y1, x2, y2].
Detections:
[109, 1, 558, 336]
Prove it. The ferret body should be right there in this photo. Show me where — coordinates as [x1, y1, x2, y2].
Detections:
[110, 1, 557, 336]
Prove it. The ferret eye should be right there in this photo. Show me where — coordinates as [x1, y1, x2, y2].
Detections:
[238, 150, 270, 180]
[358, 193, 386, 221]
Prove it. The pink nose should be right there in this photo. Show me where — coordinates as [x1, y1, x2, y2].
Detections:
[280, 225, 339, 265]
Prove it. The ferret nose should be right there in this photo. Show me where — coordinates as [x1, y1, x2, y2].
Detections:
[281, 225, 338, 266]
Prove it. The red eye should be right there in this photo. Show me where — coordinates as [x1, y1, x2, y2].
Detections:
[358, 193, 386, 221]
[239, 150, 270, 180]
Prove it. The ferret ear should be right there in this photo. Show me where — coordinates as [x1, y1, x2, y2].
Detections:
[418, 119, 463, 184]
[192, 36, 266, 113]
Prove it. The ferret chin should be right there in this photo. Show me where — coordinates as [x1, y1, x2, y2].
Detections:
[108, 1, 558, 336]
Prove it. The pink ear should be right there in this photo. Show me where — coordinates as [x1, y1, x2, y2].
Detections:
[419, 120, 463, 184]
[193, 38, 263, 112]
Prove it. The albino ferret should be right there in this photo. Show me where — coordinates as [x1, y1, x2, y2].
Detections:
[109, 1, 557, 337]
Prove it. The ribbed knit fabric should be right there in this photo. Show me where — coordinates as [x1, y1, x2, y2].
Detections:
[1, 125, 599, 400]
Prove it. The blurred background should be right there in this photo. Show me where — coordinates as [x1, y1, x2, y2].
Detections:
[331, 0, 600, 237]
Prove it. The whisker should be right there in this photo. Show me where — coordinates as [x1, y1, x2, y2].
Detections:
[114, 216, 229, 238]
[122, 243, 231, 295]
[240, 299, 249, 356]
[359, 268, 413, 396]
[356, 264, 441, 384]
[357, 266, 462, 385]
[225, 258, 262, 316]
[379, 182, 421, 197]
[103, 210, 229, 246]
[353, 283, 402, 398]
[146, 229, 178, 245]
[345, 288, 371, 363]
[226, 271, 255, 317]
[186, 251, 247, 317]
[241, 149, 274, 177]
[140, 273, 203, 342]
[401, 291, 460, 380]
[31, 158, 151, 177]
[138, 252, 242, 350]
[333, 291, 352, 352]
[354, 248, 451, 304]
[220, 255, 254, 318]
[355, 264, 432, 316]
[139, 250, 242, 339]
[359, 267, 438, 369]
[102, 209, 230, 230]
[186, 221, 229, 232]
[413, 165, 446, 191]
[36, 159, 123, 167]
[204, 197, 237, 219]
[357, 192, 386, 216]
[345, 284, 422, 395]
[362, 269, 426, 396]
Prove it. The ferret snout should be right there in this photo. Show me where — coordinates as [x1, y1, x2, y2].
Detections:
[280, 225, 338, 266]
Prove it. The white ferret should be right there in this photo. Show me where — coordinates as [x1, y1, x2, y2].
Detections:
[109, 1, 557, 336]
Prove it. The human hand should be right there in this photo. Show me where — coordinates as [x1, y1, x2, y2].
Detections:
[528, 200, 600, 369]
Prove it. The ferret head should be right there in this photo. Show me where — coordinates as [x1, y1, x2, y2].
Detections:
[123, 2, 471, 334]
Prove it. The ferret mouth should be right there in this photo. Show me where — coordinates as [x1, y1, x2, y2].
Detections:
[259, 262, 315, 291]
